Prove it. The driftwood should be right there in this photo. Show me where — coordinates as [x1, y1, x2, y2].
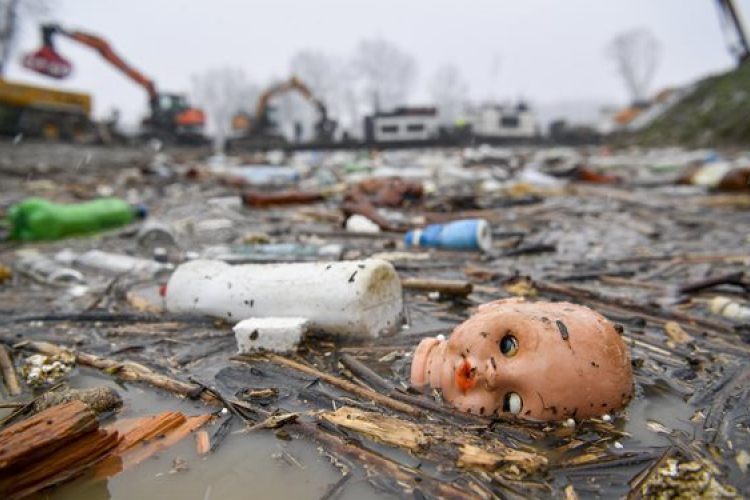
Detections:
[195, 429, 210, 456]
[11, 340, 219, 405]
[320, 407, 547, 476]
[0, 401, 120, 500]
[227, 396, 488, 500]
[96, 411, 213, 475]
[235, 353, 424, 418]
[32, 387, 122, 416]
[0, 395, 213, 498]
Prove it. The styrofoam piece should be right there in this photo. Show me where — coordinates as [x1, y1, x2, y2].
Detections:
[165, 258, 403, 337]
[345, 214, 381, 233]
[234, 317, 309, 353]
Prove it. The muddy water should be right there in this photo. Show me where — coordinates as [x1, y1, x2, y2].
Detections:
[26, 370, 384, 500]
[11, 368, 695, 500]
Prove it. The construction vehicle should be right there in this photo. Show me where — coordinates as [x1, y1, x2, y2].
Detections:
[22, 23, 206, 144]
[228, 76, 336, 149]
[0, 78, 93, 141]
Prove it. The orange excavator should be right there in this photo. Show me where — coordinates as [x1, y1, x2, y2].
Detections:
[23, 23, 206, 143]
[230, 76, 336, 145]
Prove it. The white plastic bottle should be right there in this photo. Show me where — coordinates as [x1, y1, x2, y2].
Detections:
[165, 259, 403, 337]
[55, 249, 171, 277]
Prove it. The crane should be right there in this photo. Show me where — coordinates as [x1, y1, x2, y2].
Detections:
[715, 0, 750, 65]
[23, 23, 206, 143]
[233, 76, 336, 144]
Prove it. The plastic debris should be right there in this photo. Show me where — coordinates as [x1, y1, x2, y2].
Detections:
[165, 259, 403, 337]
[404, 219, 492, 252]
[234, 317, 309, 353]
[21, 351, 76, 387]
[0, 262, 12, 282]
[201, 243, 343, 263]
[709, 296, 750, 322]
[241, 189, 324, 207]
[410, 298, 633, 420]
[5, 197, 146, 241]
[55, 249, 172, 277]
[345, 214, 381, 233]
[15, 250, 84, 285]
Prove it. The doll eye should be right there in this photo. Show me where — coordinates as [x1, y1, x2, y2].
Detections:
[499, 335, 518, 356]
[502, 392, 523, 414]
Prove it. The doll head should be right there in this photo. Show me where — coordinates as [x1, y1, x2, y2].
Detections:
[411, 298, 633, 420]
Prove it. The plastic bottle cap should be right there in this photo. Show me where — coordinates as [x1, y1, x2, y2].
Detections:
[134, 205, 148, 219]
[153, 247, 169, 263]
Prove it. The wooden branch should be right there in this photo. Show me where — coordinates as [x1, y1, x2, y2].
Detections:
[235, 354, 424, 419]
[12, 340, 219, 406]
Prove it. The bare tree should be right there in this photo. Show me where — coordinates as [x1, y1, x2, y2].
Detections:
[191, 66, 258, 149]
[289, 50, 344, 137]
[429, 63, 468, 124]
[606, 28, 660, 105]
[0, 0, 52, 75]
[352, 38, 417, 112]
[290, 51, 339, 105]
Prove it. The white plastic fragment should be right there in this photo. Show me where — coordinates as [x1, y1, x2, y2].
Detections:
[234, 317, 309, 353]
[345, 214, 381, 233]
[710, 296, 750, 322]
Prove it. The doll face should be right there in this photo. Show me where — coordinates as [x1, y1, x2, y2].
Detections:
[415, 299, 633, 420]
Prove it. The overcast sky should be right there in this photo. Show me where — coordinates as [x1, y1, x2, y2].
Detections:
[6, 0, 748, 126]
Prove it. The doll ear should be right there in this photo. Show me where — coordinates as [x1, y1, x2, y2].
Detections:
[477, 297, 527, 313]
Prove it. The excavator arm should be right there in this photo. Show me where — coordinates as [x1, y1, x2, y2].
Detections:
[23, 23, 206, 142]
[248, 76, 335, 141]
[36, 24, 158, 101]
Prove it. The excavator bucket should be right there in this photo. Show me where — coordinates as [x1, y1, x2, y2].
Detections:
[22, 45, 73, 79]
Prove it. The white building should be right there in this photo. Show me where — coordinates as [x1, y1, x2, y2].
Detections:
[365, 107, 440, 142]
[468, 102, 538, 138]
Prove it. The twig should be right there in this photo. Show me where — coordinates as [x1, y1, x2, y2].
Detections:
[0, 345, 21, 396]
[339, 354, 394, 394]
[401, 278, 474, 297]
[188, 377, 252, 423]
[678, 271, 747, 294]
[209, 415, 235, 454]
[318, 473, 351, 500]
[0, 402, 24, 409]
[0, 311, 218, 327]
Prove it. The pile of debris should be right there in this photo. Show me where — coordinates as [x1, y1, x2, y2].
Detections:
[0, 141, 749, 499]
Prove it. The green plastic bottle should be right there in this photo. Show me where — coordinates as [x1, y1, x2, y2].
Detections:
[6, 197, 147, 241]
